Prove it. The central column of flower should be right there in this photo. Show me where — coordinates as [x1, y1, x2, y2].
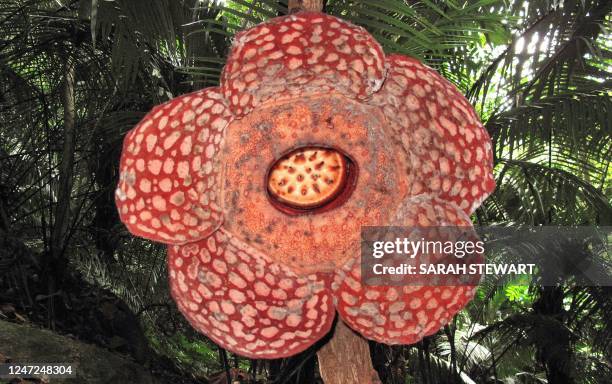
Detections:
[266, 146, 358, 215]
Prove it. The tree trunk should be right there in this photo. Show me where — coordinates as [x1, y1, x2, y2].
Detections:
[534, 286, 575, 384]
[288, 0, 324, 13]
[50, 56, 76, 265]
[317, 320, 381, 384]
[44, 53, 77, 329]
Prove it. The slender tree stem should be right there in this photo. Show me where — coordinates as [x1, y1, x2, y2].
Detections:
[47, 49, 76, 329]
[51, 53, 76, 267]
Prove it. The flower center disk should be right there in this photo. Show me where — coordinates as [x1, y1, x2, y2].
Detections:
[267, 147, 348, 210]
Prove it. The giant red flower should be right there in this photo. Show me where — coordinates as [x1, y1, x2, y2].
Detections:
[116, 12, 495, 358]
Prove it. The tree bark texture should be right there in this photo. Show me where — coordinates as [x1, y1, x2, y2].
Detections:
[288, 0, 324, 13]
[317, 320, 382, 384]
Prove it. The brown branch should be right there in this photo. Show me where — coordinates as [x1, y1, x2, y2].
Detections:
[288, 0, 323, 13]
[317, 320, 382, 384]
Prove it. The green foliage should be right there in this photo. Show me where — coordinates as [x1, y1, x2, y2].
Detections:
[505, 282, 533, 304]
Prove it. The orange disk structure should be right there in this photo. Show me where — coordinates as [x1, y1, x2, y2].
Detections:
[267, 147, 349, 210]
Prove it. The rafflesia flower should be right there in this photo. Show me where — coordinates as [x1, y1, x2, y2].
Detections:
[115, 12, 495, 358]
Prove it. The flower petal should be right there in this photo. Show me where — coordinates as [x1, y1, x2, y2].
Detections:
[371, 55, 496, 215]
[168, 228, 335, 358]
[115, 88, 232, 244]
[221, 12, 385, 116]
[334, 195, 481, 345]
